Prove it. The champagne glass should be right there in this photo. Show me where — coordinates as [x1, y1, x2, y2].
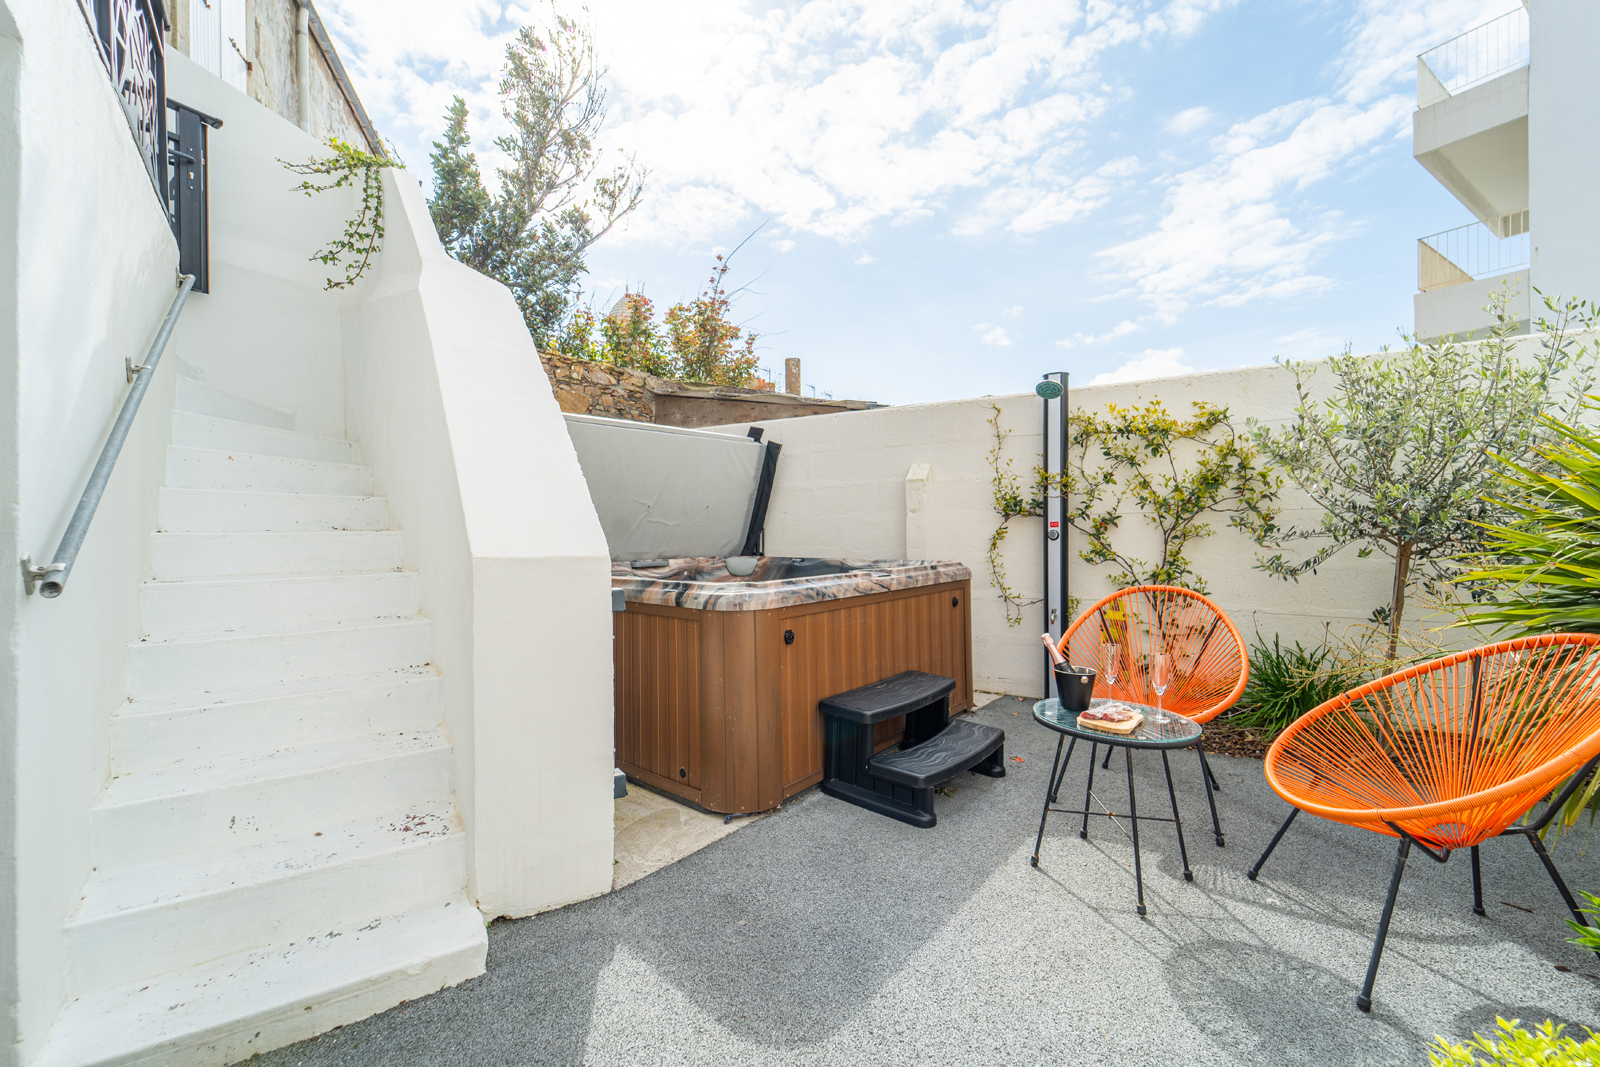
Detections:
[1152, 652, 1170, 723]
[1100, 643, 1120, 696]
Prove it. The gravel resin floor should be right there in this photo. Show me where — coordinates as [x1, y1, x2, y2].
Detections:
[260, 695, 1600, 1066]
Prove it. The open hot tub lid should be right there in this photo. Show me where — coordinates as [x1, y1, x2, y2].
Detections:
[562, 413, 781, 561]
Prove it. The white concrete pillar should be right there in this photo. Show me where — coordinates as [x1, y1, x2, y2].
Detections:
[905, 463, 932, 559]
[1529, 0, 1600, 307]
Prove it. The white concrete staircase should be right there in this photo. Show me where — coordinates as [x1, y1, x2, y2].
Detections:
[38, 369, 486, 1067]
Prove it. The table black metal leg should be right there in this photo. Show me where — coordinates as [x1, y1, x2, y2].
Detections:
[1470, 844, 1485, 916]
[1050, 736, 1078, 804]
[1126, 747, 1146, 916]
[1248, 806, 1299, 881]
[1081, 743, 1099, 839]
[1031, 734, 1068, 867]
[1101, 745, 1113, 771]
[1357, 836, 1411, 1012]
[1197, 743, 1225, 846]
[1199, 742, 1222, 792]
[1162, 751, 1192, 881]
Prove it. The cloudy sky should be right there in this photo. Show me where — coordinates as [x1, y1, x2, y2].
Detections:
[318, 0, 1521, 405]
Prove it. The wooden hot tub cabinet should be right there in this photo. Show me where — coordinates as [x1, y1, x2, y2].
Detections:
[614, 577, 973, 815]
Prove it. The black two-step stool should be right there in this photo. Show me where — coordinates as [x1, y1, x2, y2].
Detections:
[819, 670, 1006, 828]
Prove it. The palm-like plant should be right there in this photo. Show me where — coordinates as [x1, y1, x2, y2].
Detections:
[1462, 403, 1600, 635]
[1461, 395, 1600, 843]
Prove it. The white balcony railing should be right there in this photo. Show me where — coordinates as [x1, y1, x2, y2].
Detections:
[1418, 210, 1530, 292]
[1417, 7, 1529, 107]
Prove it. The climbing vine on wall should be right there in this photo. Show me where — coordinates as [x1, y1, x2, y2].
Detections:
[281, 138, 395, 290]
[987, 405, 1063, 626]
[987, 399, 1282, 626]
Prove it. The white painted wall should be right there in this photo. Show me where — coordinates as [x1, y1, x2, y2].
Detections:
[345, 171, 616, 917]
[729, 363, 1427, 698]
[1529, 0, 1600, 308]
[0, 1, 182, 1061]
[166, 51, 352, 439]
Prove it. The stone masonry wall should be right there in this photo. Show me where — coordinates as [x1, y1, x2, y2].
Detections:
[540, 350, 656, 421]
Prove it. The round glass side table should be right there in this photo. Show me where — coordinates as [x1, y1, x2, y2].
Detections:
[1030, 697, 1214, 915]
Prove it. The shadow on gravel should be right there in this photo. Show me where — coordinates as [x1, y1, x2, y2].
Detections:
[1166, 940, 1423, 1066]
[256, 697, 1044, 1065]
[1442, 1003, 1599, 1046]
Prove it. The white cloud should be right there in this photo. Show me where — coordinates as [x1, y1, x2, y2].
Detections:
[1057, 318, 1142, 348]
[977, 324, 1013, 347]
[1002, 305, 1023, 317]
[853, 251, 877, 265]
[1097, 0, 1523, 318]
[1089, 347, 1194, 384]
[772, 239, 797, 253]
[960, 154, 1142, 236]
[324, 0, 1242, 246]
[1274, 327, 1347, 360]
[1164, 106, 1213, 135]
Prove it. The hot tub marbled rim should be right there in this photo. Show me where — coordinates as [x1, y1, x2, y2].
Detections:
[612, 557, 972, 611]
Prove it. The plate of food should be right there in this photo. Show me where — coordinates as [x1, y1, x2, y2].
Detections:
[1077, 702, 1144, 735]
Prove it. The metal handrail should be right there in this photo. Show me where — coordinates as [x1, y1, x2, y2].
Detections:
[1417, 210, 1530, 292]
[23, 273, 196, 598]
[1417, 7, 1529, 107]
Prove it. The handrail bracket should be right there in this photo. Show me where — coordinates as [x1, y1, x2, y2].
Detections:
[21, 556, 66, 598]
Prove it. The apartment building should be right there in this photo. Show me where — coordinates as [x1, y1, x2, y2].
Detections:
[1413, 0, 1600, 339]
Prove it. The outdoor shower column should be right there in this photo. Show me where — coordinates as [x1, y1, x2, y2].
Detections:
[1039, 372, 1068, 698]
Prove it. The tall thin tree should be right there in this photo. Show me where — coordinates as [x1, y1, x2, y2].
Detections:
[429, 5, 645, 344]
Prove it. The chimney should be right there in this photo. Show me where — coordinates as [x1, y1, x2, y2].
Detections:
[785, 357, 801, 396]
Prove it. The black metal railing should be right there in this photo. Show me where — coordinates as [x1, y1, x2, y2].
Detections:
[167, 100, 221, 293]
[77, 0, 217, 291]
[82, 0, 169, 201]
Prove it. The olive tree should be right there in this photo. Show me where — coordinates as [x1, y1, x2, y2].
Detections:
[1251, 292, 1598, 660]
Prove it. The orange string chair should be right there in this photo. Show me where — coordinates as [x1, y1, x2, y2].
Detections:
[1247, 634, 1600, 1012]
[1058, 586, 1249, 846]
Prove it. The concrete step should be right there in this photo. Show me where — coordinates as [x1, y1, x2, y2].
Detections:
[159, 487, 387, 532]
[125, 615, 432, 698]
[67, 801, 466, 993]
[92, 728, 454, 868]
[35, 894, 485, 1067]
[175, 377, 294, 431]
[149, 530, 404, 580]
[140, 571, 419, 635]
[166, 447, 373, 496]
[174, 356, 202, 382]
[113, 667, 442, 774]
[171, 410, 360, 464]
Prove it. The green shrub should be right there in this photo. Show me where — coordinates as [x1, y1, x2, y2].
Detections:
[1569, 890, 1600, 952]
[1231, 635, 1352, 736]
[1429, 1017, 1600, 1066]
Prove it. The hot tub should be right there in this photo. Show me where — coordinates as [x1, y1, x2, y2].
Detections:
[613, 556, 973, 815]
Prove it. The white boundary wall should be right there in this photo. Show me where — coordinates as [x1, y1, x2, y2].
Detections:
[732, 364, 1415, 698]
[0, 2, 183, 1060]
[345, 171, 616, 916]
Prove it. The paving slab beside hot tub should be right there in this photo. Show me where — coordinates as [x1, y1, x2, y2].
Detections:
[612, 556, 971, 610]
